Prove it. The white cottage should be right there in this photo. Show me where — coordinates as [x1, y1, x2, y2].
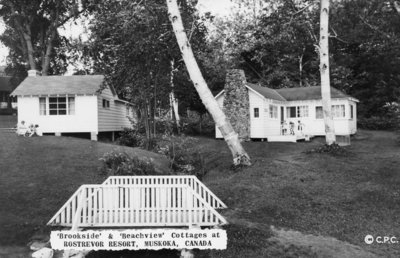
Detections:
[215, 70, 358, 142]
[11, 72, 134, 140]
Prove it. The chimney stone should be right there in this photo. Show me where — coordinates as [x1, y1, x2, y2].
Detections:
[223, 69, 250, 141]
[28, 70, 40, 77]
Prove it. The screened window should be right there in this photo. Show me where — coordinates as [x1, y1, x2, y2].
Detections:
[102, 99, 110, 109]
[287, 107, 296, 118]
[350, 105, 354, 119]
[254, 108, 259, 118]
[269, 105, 278, 119]
[297, 106, 309, 117]
[332, 105, 345, 118]
[316, 106, 323, 119]
[287, 106, 308, 118]
[39, 97, 46, 115]
[68, 97, 75, 115]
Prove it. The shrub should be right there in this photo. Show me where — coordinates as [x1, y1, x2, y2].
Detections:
[158, 136, 207, 180]
[358, 116, 398, 130]
[99, 151, 156, 176]
[117, 128, 146, 148]
[358, 102, 400, 130]
[182, 112, 215, 136]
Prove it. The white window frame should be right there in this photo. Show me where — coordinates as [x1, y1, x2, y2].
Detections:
[254, 107, 259, 118]
[269, 105, 278, 119]
[332, 104, 345, 118]
[40, 96, 75, 116]
[350, 105, 354, 119]
[102, 98, 110, 109]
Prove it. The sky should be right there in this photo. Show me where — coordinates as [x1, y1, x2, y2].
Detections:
[0, 0, 235, 68]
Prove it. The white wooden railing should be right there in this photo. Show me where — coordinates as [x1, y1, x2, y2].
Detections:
[103, 176, 227, 209]
[47, 177, 227, 228]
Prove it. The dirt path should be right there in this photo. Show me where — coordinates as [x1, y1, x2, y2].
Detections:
[270, 227, 377, 258]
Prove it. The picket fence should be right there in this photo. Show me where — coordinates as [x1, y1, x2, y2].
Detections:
[47, 176, 227, 229]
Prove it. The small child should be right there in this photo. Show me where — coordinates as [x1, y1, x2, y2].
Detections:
[16, 121, 29, 136]
[289, 122, 295, 135]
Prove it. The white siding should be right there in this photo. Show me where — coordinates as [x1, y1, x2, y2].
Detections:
[249, 90, 265, 138]
[264, 101, 282, 137]
[17, 95, 98, 133]
[214, 91, 358, 139]
[97, 87, 132, 132]
[284, 99, 356, 136]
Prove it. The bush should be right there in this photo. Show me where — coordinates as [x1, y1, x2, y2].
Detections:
[358, 102, 400, 130]
[99, 151, 156, 176]
[158, 136, 207, 180]
[358, 116, 398, 130]
[117, 128, 146, 148]
[182, 112, 215, 136]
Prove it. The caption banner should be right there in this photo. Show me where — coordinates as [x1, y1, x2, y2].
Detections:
[50, 229, 227, 250]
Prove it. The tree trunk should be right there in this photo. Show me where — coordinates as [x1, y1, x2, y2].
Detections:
[166, 0, 250, 166]
[319, 0, 336, 145]
[42, 30, 57, 76]
[170, 59, 180, 131]
[394, 1, 400, 13]
[22, 29, 36, 71]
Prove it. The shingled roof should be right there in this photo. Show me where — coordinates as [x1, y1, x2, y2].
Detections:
[276, 86, 350, 101]
[11, 75, 106, 96]
[216, 84, 356, 102]
[247, 83, 286, 101]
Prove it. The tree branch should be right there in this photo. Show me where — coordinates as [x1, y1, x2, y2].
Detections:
[359, 15, 391, 39]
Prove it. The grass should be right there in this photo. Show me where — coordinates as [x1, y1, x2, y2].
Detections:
[0, 131, 168, 247]
[197, 130, 400, 257]
[0, 129, 399, 257]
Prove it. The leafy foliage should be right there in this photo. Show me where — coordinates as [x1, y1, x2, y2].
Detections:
[99, 151, 156, 176]
[0, 0, 87, 79]
[208, 0, 400, 121]
[158, 136, 207, 180]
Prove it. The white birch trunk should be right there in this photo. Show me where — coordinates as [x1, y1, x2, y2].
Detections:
[170, 60, 180, 126]
[166, 0, 250, 165]
[320, 0, 336, 145]
[394, 1, 400, 13]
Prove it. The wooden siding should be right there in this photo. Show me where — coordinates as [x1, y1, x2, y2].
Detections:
[263, 101, 282, 137]
[17, 95, 98, 133]
[284, 99, 356, 136]
[249, 90, 265, 138]
[215, 92, 357, 140]
[97, 87, 132, 132]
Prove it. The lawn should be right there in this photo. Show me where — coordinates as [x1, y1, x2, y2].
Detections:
[0, 131, 168, 247]
[0, 129, 399, 257]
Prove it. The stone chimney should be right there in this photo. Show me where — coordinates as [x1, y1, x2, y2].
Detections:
[223, 69, 250, 141]
[28, 69, 41, 77]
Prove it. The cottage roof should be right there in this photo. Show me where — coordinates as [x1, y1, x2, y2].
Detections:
[10, 75, 110, 96]
[276, 86, 350, 101]
[216, 84, 356, 102]
[247, 83, 286, 101]
[0, 77, 13, 92]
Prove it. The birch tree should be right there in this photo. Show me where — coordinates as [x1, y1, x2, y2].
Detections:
[166, 0, 251, 166]
[319, 0, 336, 145]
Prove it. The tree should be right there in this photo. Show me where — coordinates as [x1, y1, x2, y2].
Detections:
[86, 0, 211, 145]
[319, 0, 335, 144]
[166, 0, 251, 166]
[0, 0, 86, 76]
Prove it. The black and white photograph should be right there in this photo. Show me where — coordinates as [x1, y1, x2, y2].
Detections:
[0, 0, 400, 257]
